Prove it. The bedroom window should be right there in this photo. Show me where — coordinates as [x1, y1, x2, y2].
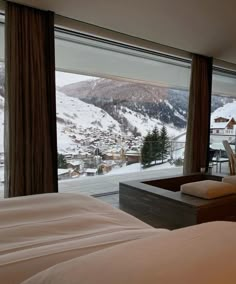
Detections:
[0, 14, 4, 198]
[55, 28, 191, 195]
[209, 69, 236, 174]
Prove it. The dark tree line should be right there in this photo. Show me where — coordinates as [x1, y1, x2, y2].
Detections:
[141, 126, 170, 167]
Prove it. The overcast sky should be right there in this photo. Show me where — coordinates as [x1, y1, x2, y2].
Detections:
[56, 71, 98, 87]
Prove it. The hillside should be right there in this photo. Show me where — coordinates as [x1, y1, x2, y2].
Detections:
[0, 66, 235, 154]
[211, 101, 236, 121]
[61, 78, 188, 129]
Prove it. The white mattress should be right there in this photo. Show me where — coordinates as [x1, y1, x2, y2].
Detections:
[0, 193, 168, 284]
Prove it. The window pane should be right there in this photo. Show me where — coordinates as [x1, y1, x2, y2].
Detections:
[209, 70, 236, 175]
[55, 30, 191, 196]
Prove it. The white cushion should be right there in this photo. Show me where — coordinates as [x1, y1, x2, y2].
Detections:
[181, 180, 236, 199]
[222, 175, 236, 185]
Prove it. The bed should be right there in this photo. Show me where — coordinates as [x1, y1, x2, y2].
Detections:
[0, 193, 235, 284]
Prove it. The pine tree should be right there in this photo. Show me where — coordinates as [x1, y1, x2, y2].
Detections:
[160, 126, 170, 163]
[141, 132, 153, 167]
[151, 127, 161, 164]
[58, 153, 67, 168]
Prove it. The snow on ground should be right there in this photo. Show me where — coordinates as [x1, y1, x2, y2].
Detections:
[211, 101, 236, 121]
[57, 91, 121, 132]
[118, 106, 181, 138]
[106, 161, 176, 176]
[56, 91, 122, 152]
[172, 147, 185, 160]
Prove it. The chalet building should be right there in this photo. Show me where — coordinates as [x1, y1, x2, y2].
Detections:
[85, 168, 98, 176]
[67, 160, 84, 171]
[210, 117, 236, 135]
[98, 163, 112, 174]
[103, 152, 121, 161]
[125, 149, 141, 165]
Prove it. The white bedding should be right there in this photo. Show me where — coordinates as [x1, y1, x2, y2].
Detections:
[0, 193, 168, 284]
[23, 221, 236, 284]
[1, 193, 235, 284]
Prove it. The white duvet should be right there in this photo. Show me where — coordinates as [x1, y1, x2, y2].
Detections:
[24, 221, 236, 284]
[1, 193, 236, 284]
[0, 193, 168, 284]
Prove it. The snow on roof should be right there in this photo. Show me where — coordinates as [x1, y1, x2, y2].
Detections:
[210, 121, 229, 129]
[103, 153, 112, 157]
[58, 169, 70, 175]
[68, 160, 82, 166]
[125, 150, 140, 156]
[85, 168, 97, 173]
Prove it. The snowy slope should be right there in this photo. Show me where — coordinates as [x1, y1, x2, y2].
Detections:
[211, 101, 236, 121]
[0, 92, 182, 154]
[118, 106, 180, 138]
[56, 91, 122, 153]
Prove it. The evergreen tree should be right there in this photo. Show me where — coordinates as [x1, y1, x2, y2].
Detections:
[141, 132, 152, 167]
[58, 153, 67, 168]
[151, 127, 161, 164]
[160, 126, 170, 163]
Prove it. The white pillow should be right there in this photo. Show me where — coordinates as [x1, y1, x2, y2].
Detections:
[222, 175, 236, 185]
[181, 180, 236, 199]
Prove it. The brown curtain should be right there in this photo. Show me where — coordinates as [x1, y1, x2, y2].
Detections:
[183, 54, 213, 174]
[4, 2, 58, 197]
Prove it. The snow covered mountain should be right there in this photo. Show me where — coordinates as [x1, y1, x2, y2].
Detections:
[211, 101, 236, 121]
[56, 91, 122, 153]
[61, 79, 189, 129]
[0, 65, 234, 154]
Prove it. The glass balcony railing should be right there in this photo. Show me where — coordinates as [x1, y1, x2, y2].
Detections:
[57, 140, 185, 181]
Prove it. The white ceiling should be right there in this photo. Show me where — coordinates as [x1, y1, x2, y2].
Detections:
[11, 0, 236, 64]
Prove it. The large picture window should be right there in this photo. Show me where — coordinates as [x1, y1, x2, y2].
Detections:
[55, 29, 191, 196]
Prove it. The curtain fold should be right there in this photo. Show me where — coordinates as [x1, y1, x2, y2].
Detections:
[4, 2, 58, 197]
[183, 54, 213, 174]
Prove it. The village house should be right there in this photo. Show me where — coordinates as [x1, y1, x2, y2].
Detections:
[85, 168, 98, 176]
[67, 160, 84, 172]
[210, 117, 236, 135]
[125, 148, 141, 165]
[98, 163, 112, 174]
